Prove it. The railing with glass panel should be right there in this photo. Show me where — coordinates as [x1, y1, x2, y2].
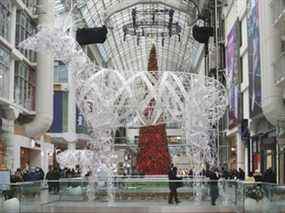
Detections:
[1, 178, 284, 213]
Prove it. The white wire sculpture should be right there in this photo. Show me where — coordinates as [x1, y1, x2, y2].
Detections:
[19, 5, 228, 179]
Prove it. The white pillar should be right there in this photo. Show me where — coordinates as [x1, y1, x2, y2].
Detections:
[9, 5, 17, 102]
[68, 76, 76, 134]
[67, 15, 76, 142]
[237, 133, 245, 170]
[245, 147, 248, 176]
[10, 5, 16, 47]
[68, 142, 76, 150]
[24, 0, 55, 137]
[259, 0, 285, 127]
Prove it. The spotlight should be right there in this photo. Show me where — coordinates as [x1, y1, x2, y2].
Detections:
[192, 25, 214, 44]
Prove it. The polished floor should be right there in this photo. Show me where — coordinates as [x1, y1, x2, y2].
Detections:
[40, 201, 237, 213]
[4, 188, 283, 212]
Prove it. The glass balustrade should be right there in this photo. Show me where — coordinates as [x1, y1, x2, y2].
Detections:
[1, 178, 285, 212]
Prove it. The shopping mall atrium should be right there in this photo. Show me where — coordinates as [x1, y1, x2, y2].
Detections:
[1, 0, 285, 212]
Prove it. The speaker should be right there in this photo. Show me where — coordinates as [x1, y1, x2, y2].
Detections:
[76, 26, 108, 45]
[192, 25, 214, 44]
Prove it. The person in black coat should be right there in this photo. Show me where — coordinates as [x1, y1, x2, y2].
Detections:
[263, 168, 276, 183]
[46, 166, 60, 193]
[238, 168, 245, 180]
[168, 166, 182, 204]
[207, 168, 220, 206]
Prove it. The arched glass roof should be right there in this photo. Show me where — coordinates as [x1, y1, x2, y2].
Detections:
[58, 0, 203, 71]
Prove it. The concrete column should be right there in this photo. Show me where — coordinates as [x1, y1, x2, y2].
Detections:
[244, 147, 248, 176]
[10, 5, 17, 47]
[9, 5, 17, 102]
[68, 76, 76, 134]
[259, 0, 285, 127]
[237, 133, 245, 170]
[279, 147, 284, 184]
[68, 142, 76, 150]
[40, 137, 54, 174]
[278, 139, 285, 184]
[24, 0, 55, 137]
[68, 15, 76, 140]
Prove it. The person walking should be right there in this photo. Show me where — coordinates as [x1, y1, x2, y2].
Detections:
[208, 168, 220, 206]
[168, 166, 182, 204]
[238, 168, 245, 180]
[263, 168, 276, 183]
[46, 166, 60, 194]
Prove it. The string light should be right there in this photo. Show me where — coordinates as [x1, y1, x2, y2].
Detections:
[19, 7, 228, 178]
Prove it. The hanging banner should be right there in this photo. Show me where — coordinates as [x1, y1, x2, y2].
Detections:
[247, 0, 262, 117]
[226, 22, 239, 129]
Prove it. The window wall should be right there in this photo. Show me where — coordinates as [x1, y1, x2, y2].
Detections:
[14, 61, 36, 111]
[0, 0, 11, 41]
[22, 0, 38, 14]
[54, 61, 68, 83]
[0, 44, 10, 100]
[16, 10, 37, 62]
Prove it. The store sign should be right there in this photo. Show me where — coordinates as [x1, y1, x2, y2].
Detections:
[247, 0, 262, 117]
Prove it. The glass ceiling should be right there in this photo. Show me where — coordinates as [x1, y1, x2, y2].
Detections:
[57, 0, 203, 72]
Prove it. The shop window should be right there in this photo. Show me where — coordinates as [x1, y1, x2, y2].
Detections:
[20, 147, 30, 169]
[239, 56, 243, 83]
[240, 92, 244, 120]
[134, 136, 139, 144]
[238, 20, 242, 47]
[0, 45, 10, 100]
[0, 137, 6, 170]
[0, 0, 11, 41]
[16, 10, 37, 62]
[54, 61, 68, 83]
[14, 61, 36, 111]
[49, 91, 68, 133]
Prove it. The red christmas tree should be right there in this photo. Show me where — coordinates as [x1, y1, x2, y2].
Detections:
[136, 44, 171, 175]
[148, 44, 158, 72]
[136, 124, 171, 174]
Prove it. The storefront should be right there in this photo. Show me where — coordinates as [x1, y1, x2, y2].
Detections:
[250, 130, 276, 176]
[11, 135, 54, 173]
[20, 147, 42, 169]
[228, 135, 237, 170]
[0, 133, 6, 170]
